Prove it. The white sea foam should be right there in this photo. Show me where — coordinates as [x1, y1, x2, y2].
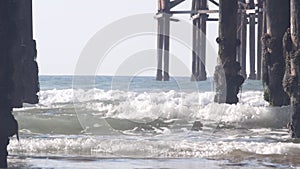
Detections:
[30, 89, 290, 129]
[11, 87, 296, 163]
[38, 89, 74, 106]
[37, 89, 267, 107]
[8, 137, 300, 158]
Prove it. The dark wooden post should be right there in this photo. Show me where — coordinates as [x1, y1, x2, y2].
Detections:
[237, 0, 247, 79]
[197, 0, 208, 81]
[0, 1, 17, 168]
[156, 0, 171, 81]
[195, 0, 201, 81]
[191, 21, 197, 80]
[261, 0, 268, 93]
[240, 2, 247, 78]
[283, 0, 300, 138]
[0, 0, 38, 167]
[248, 13, 256, 79]
[156, 1, 164, 81]
[214, 0, 245, 104]
[248, 0, 256, 79]
[156, 17, 164, 81]
[191, 0, 198, 81]
[163, 0, 171, 81]
[237, 5, 242, 64]
[0, 1, 11, 168]
[11, 0, 39, 107]
[262, 0, 290, 106]
[262, 0, 267, 34]
[191, 0, 207, 81]
[256, 0, 263, 80]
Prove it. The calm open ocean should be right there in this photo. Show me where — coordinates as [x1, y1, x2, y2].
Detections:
[7, 76, 300, 169]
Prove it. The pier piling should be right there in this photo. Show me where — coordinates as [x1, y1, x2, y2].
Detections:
[198, 0, 208, 81]
[283, 0, 300, 138]
[214, 0, 245, 104]
[240, 2, 248, 78]
[0, 0, 39, 167]
[262, 0, 290, 106]
[191, 0, 208, 81]
[163, 0, 171, 81]
[248, 12, 256, 79]
[156, 17, 164, 81]
[156, 0, 171, 81]
[191, 0, 198, 81]
[256, 0, 263, 80]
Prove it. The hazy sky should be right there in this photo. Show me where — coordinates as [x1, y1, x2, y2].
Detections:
[33, 0, 219, 76]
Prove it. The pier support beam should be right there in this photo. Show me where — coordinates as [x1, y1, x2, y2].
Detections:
[248, 0, 256, 80]
[0, 1, 12, 168]
[283, 0, 300, 138]
[237, 4, 242, 65]
[156, 0, 171, 81]
[191, 0, 207, 81]
[197, 0, 208, 81]
[0, 0, 38, 167]
[214, 0, 245, 104]
[156, 17, 164, 81]
[191, 0, 200, 81]
[163, 1, 171, 81]
[261, 0, 268, 85]
[248, 13, 256, 79]
[262, 0, 290, 106]
[0, 138, 8, 168]
[256, 0, 263, 80]
[0, 1, 17, 167]
[191, 18, 197, 80]
[240, 3, 247, 78]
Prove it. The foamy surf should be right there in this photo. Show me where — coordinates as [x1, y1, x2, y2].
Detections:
[19, 88, 289, 130]
[9, 76, 299, 168]
[7, 132, 296, 158]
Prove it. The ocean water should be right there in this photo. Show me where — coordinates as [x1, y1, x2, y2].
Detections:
[8, 76, 300, 169]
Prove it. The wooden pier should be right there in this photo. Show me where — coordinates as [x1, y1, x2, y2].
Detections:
[155, 0, 267, 81]
[154, 0, 300, 137]
[2, 0, 300, 168]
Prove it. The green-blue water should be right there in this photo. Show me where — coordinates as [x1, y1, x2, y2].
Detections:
[8, 76, 299, 169]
